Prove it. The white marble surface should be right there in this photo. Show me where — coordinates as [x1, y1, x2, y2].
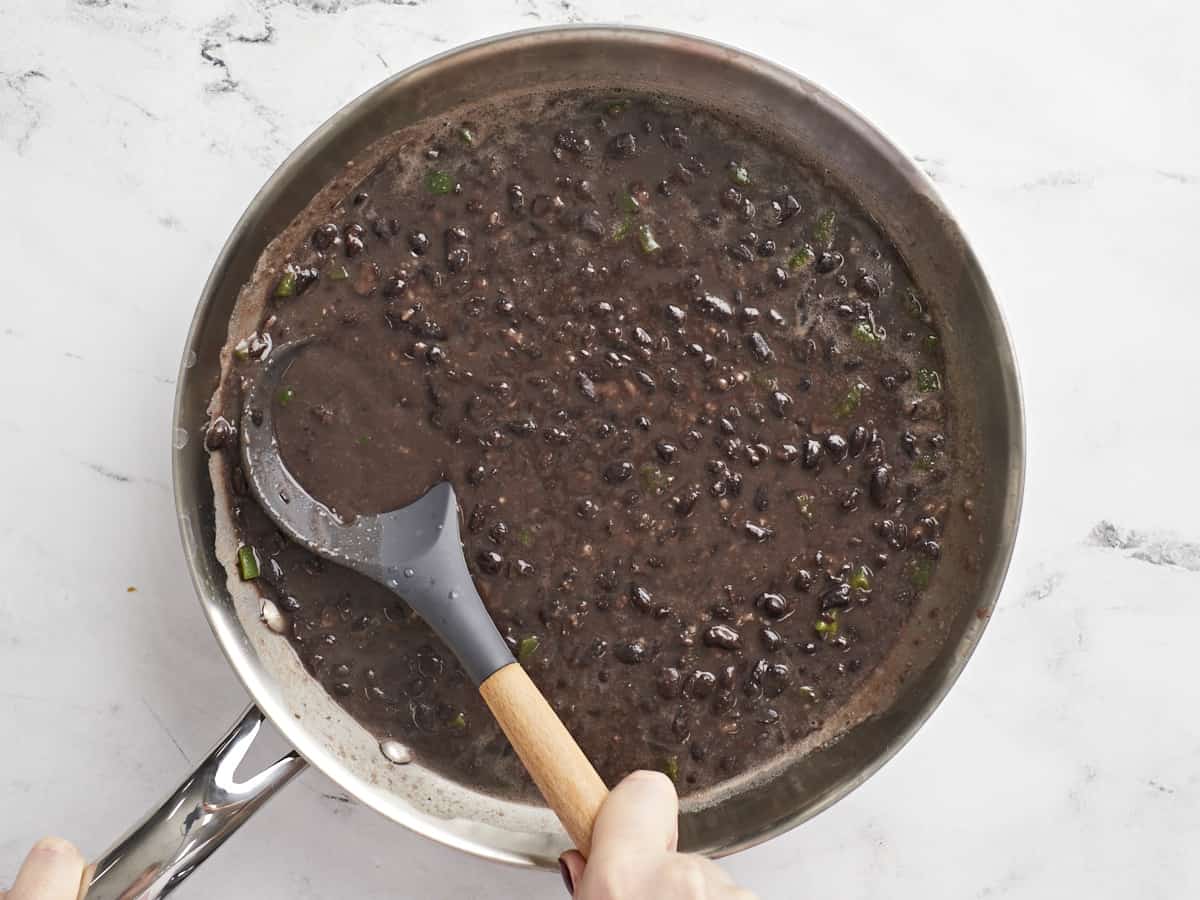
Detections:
[2, 1, 1198, 897]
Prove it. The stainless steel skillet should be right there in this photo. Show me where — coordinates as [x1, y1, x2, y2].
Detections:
[84, 25, 1024, 900]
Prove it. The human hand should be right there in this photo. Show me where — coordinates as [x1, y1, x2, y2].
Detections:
[1, 838, 86, 900]
[559, 771, 756, 900]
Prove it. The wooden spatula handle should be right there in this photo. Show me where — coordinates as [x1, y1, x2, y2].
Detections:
[479, 662, 609, 856]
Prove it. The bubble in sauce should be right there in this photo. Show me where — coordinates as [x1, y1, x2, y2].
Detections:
[380, 739, 413, 765]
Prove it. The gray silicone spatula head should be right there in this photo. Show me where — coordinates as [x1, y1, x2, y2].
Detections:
[239, 340, 513, 685]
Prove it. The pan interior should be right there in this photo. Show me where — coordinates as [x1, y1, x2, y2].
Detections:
[174, 26, 1023, 867]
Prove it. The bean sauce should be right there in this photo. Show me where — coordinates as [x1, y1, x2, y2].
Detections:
[220, 91, 956, 800]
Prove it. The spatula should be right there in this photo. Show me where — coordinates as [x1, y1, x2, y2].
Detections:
[240, 339, 608, 855]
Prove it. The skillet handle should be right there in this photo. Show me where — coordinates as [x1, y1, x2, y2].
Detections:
[479, 663, 609, 858]
[80, 706, 306, 900]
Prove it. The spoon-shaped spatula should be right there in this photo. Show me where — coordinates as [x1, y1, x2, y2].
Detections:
[240, 340, 608, 855]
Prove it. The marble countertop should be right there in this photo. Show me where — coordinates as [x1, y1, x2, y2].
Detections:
[2, 1, 1197, 897]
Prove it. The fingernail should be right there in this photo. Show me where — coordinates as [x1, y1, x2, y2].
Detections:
[558, 856, 574, 896]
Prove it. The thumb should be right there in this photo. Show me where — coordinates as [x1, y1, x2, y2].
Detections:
[590, 770, 679, 861]
[564, 772, 681, 898]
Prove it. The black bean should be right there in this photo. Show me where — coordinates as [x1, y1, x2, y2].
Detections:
[770, 266, 788, 288]
[918, 515, 943, 536]
[815, 250, 843, 274]
[849, 425, 868, 457]
[744, 522, 774, 542]
[763, 663, 791, 697]
[614, 638, 647, 664]
[717, 665, 738, 691]
[578, 209, 605, 239]
[508, 183, 526, 214]
[604, 460, 634, 483]
[869, 465, 892, 507]
[757, 239, 777, 257]
[674, 485, 702, 517]
[726, 471, 744, 497]
[204, 416, 235, 452]
[665, 304, 687, 324]
[344, 223, 366, 257]
[729, 242, 755, 264]
[656, 440, 678, 464]
[802, 439, 823, 469]
[609, 132, 638, 158]
[824, 433, 848, 461]
[755, 592, 790, 619]
[476, 550, 504, 574]
[748, 331, 773, 363]
[665, 126, 689, 149]
[577, 371, 598, 402]
[739, 306, 761, 327]
[312, 223, 339, 250]
[768, 390, 793, 417]
[720, 187, 744, 210]
[446, 247, 470, 273]
[380, 271, 407, 297]
[654, 667, 682, 700]
[406, 231, 429, 255]
[754, 485, 770, 512]
[855, 272, 881, 298]
[684, 670, 717, 699]
[631, 584, 654, 613]
[761, 627, 784, 651]
[696, 293, 733, 321]
[703, 624, 742, 651]
[418, 319, 445, 340]
[775, 443, 799, 463]
[820, 582, 852, 611]
[555, 128, 592, 154]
